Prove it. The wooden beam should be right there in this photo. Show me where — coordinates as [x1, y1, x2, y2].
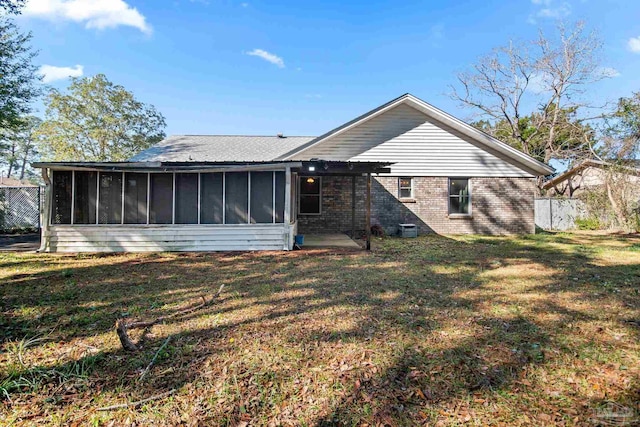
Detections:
[365, 173, 371, 251]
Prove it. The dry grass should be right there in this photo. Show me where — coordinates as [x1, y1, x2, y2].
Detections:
[1, 232, 639, 426]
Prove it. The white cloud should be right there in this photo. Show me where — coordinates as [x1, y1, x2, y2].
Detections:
[246, 49, 285, 68]
[39, 64, 84, 83]
[628, 36, 640, 53]
[597, 67, 621, 78]
[23, 0, 151, 34]
[528, 0, 571, 24]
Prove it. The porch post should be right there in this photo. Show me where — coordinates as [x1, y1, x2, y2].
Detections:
[365, 173, 371, 251]
[284, 166, 292, 250]
[38, 168, 52, 252]
[351, 175, 356, 239]
[284, 166, 291, 224]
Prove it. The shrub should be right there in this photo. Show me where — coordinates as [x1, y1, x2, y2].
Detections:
[575, 217, 602, 230]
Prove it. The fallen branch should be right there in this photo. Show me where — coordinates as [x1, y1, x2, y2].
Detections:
[97, 389, 177, 411]
[139, 336, 172, 382]
[115, 284, 224, 351]
[115, 319, 139, 352]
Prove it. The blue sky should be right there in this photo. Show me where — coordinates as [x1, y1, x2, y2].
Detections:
[16, 0, 640, 137]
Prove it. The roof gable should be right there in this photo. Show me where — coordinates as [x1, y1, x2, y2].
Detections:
[281, 94, 554, 176]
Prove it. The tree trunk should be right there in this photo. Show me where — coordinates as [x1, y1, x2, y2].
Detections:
[19, 156, 27, 180]
[19, 142, 31, 180]
[606, 178, 627, 231]
[6, 142, 17, 178]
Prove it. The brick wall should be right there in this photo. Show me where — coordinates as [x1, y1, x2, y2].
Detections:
[296, 175, 536, 235]
[296, 175, 367, 235]
[372, 176, 536, 235]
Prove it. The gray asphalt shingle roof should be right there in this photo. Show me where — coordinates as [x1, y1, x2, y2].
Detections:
[130, 135, 315, 162]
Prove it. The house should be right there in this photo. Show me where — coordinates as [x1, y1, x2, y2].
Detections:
[543, 159, 640, 197]
[33, 94, 554, 252]
[0, 176, 38, 187]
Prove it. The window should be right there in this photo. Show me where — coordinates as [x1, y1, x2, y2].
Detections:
[149, 173, 173, 224]
[399, 177, 413, 199]
[299, 176, 321, 215]
[175, 173, 198, 224]
[51, 170, 72, 225]
[124, 172, 148, 224]
[225, 172, 248, 224]
[200, 173, 223, 224]
[99, 172, 123, 224]
[73, 171, 97, 224]
[250, 171, 274, 224]
[50, 170, 289, 227]
[449, 178, 470, 215]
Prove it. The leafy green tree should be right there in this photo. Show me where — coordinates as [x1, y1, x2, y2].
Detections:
[0, 0, 25, 14]
[0, 18, 41, 132]
[1, 115, 42, 180]
[39, 74, 166, 161]
[472, 107, 597, 165]
[603, 92, 640, 160]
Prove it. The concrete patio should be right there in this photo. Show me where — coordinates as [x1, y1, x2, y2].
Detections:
[300, 233, 362, 249]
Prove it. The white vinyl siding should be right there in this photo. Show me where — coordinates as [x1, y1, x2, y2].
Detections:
[43, 224, 291, 252]
[292, 104, 534, 178]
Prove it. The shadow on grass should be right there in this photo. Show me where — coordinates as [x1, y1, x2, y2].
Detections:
[1, 233, 639, 424]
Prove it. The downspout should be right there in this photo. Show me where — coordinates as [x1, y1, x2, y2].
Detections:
[38, 168, 51, 252]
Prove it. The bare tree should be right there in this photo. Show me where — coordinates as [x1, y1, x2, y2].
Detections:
[451, 22, 609, 169]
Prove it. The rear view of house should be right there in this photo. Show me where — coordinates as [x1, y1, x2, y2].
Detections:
[34, 94, 554, 252]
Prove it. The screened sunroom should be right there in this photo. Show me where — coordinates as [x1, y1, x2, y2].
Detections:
[34, 161, 390, 252]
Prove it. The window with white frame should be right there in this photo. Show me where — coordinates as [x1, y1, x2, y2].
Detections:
[299, 176, 321, 215]
[448, 178, 470, 215]
[398, 177, 413, 199]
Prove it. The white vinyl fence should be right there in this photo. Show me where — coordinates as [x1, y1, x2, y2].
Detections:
[535, 198, 586, 231]
[0, 186, 42, 232]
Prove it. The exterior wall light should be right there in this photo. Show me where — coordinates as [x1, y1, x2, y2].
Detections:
[308, 166, 315, 172]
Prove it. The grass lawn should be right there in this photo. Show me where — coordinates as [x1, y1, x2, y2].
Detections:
[1, 233, 639, 426]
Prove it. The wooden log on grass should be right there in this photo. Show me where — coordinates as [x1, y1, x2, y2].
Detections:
[115, 284, 224, 351]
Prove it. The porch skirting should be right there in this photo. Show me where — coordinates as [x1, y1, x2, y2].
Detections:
[42, 224, 295, 252]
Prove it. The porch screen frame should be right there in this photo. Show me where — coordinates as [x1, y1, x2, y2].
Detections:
[48, 169, 287, 227]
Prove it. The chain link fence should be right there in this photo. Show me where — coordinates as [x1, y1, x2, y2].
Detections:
[0, 186, 42, 232]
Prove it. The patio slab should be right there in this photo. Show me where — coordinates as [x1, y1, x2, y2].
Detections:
[301, 233, 362, 249]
